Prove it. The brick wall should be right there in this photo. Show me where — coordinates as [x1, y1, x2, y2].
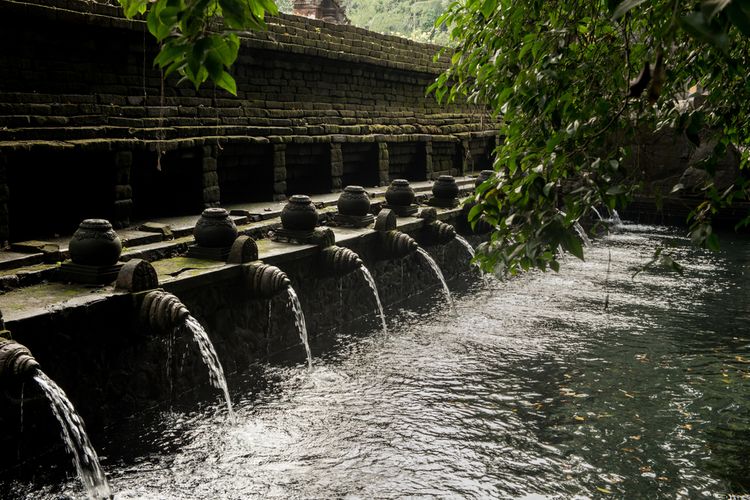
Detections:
[0, 0, 498, 243]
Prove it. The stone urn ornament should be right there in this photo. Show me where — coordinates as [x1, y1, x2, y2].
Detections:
[281, 195, 318, 231]
[337, 185, 371, 217]
[428, 175, 460, 208]
[194, 208, 238, 248]
[60, 219, 124, 284]
[384, 179, 418, 216]
[69, 219, 122, 266]
[334, 185, 375, 228]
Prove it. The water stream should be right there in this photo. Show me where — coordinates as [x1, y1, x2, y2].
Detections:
[358, 264, 387, 335]
[33, 370, 112, 500]
[286, 286, 313, 369]
[454, 234, 476, 259]
[416, 247, 455, 315]
[6, 222, 750, 498]
[182, 316, 233, 416]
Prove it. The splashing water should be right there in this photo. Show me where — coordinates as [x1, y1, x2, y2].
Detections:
[358, 264, 387, 336]
[591, 206, 604, 221]
[454, 235, 476, 260]
[286, 286, 313, 369]
[416, 247, 455, 315]
[182, 316, 233, 415]
[33, 370, 113, 500]
[609, 208, 623, 226]
[573, 221, 591, 247]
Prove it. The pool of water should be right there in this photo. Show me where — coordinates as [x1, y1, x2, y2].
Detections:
[5, 223, 750, 498]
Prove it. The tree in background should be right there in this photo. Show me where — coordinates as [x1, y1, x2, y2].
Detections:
[431, 0, 750, 275]
[340, 0, 452, 43]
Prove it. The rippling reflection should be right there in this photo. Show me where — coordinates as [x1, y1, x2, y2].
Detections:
[6, 223, 750, 498]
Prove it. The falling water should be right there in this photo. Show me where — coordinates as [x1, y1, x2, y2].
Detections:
[454, 235, 476, 259]
[33, 370, 112, 500]
[182, 316, 233, 415]
[358, 265, 387, 335]
[573, 221, 592, 247]
[286, 286, 313, 369]
[591, 206, 604, 221]
[416, 247, 455, 314]
[609, 208, 623, 226]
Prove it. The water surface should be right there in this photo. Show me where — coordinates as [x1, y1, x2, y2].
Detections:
[6, 223, 750, 498]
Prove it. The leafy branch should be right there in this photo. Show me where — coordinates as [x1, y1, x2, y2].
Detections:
[119, 0, 279, 94]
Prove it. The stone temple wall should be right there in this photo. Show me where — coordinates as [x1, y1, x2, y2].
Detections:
[0, 0, 497, 243]
[0, 220, 479, 471]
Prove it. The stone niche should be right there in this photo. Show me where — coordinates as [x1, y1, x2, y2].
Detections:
[285, 143, 332, 195]
[387, 142, 427, 181]
[341, 143, 380, 188]
[217, 142, 275, 204]
[4, 149, 115, 241]
[131, 148, 206, 219]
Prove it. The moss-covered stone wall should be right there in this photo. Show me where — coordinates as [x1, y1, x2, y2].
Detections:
[0, 0, 497, 243]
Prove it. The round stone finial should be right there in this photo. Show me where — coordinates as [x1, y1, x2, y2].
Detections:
[194, 208, 238, 248]
[385, 179, 415, 207]
[69, 219, 122, 266]
[281, 195, 319, 231]
[432, 175, 459, 200]
[337, 185, 371, 217]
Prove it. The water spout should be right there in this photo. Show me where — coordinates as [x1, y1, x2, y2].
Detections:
[0, 339, 112, 499]
[416, 247, 455, 315]
[140, 290, 232, 415]
[34, 370, 113, 500]
[378, 230, 418, 260]
[286, 286, 313, 369]
[245, 263, 291, 299]
[0, 338, 40, 381]
[319, 245, 363, 277]
[358, 265, 387, 336]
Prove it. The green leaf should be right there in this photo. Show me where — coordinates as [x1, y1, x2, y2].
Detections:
[214, 70, 238, 95]
[705, 232, 721, 251]
[612, 0, 647, 20]
[480, 0, 497, 19]
[154, 41, 187, 68]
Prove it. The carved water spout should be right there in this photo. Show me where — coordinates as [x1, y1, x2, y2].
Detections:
[418, 207, 457, 245]
[245, 263, 292, 299]
[318, 245, 363, 277]
[0, 338, 40, 381]
[139, 289, 190, 333]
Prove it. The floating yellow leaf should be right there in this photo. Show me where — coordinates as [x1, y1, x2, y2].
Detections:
[630, 435, 641, 441]
[657, 476, 670, 482]
[681, 423, 693, 430]
[596, 487, 612, 494]
[574, 415, 585, 421]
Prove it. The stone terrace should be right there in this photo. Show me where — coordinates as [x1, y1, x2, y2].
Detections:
[0, 0, 498, 244]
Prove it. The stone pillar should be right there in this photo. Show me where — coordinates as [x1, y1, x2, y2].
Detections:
[202, 145, 220, 208]
[0, 154, 9, 245]
[377, 142, 389, 185]
[113, 151, 133, 229]
[458, 138, 472, 176]
[330, 143, 343, 192]
[424, 139, 434, 180]
[273, 143, 287, 201]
